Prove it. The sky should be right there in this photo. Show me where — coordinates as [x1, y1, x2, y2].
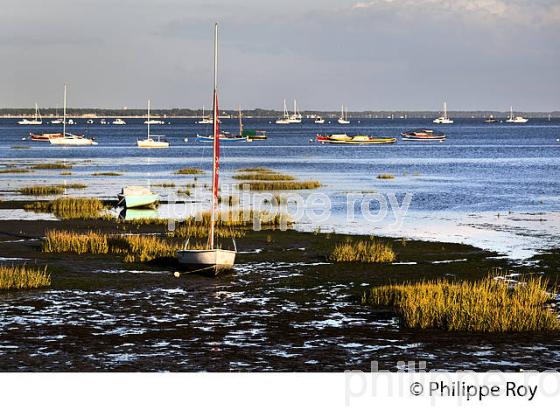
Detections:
[0, 0, 559, 111]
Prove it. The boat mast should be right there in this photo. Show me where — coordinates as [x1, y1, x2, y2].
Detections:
[238, 105, 243, 135]
[443, 101, 447, 119]
[209, 22, 220, 250]
[63, 85, 67, 136]
[283, 99, 288, 118]
[147, 99, 151, 139]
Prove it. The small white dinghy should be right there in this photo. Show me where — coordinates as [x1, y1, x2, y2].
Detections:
[176, 23, 236, 275]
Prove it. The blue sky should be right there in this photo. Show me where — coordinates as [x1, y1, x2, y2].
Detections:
[0, 0, 558, 110]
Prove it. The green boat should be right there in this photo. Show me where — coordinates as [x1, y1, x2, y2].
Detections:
[117, 186, 159, 209]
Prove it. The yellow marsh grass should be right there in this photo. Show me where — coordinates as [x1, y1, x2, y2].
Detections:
[25, 197, 104, 219]
[175, 167, 204, 175]
[0, 168, 31, 174]
[153, 182, 176, 187]
[177, 188, 191, 196]
[19, 183, 86, 196]
[19, 185, 65, 196]
[377, 173, 395, 180]
[233, 173, 295, 181]
[60, 171, 72, 176]
[91, 172, 122, 176]
[169, 209, 291, 239]
[363, 277, 560, 332]
[42, 230, 200, 263]
[238, 181, 321, 191]
[218, 194, 239, 206]
[236, 167, 273, 173]
[330, 239, 396, 263]
[0, 265, 51, 290]
[31, 163, 72, 169]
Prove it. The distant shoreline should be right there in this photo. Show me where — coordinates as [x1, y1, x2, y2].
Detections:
[1, 110, 559, 119]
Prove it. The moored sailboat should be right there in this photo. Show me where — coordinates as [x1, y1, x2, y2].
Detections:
[18, 103, 42, 125]
[137, 100, 170, 148]
[176, 23, 237, 274]
[337, 105, 350, 124]
[433, 101, 454, 124]
[506, 106, 528, 123]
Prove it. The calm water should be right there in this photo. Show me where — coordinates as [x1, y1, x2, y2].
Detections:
[2, 117, 560, 258]
[1, 118, 560, 371]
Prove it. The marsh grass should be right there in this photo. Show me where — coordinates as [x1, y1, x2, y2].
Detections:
[377, 173, 395, 180]
[177, 188, 191, 196]
[19, 183, 86, 196]
[218, 194, 239, 206]
[153, 182, 176, 187]
[233, 173, 295, 181]
[238, 181, 321, 191]
[60, 171, 72, 176]
[25, 197, 104, 219]
[0, 168, 31, 174]
[330, 239, 396, 263]
[175, 167, 204, 175]
[42, 230, 200, 263]
[31, 163, 72, 169]
[91, 172, 122, 176]
[236, 167, 273, 173]
[0, 265, 51, 290]
[11, 146, 30, 150]
[362, 276, 560, 332]
[19, 185, 65, 196]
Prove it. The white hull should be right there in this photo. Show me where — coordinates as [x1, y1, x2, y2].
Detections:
[337, 119, 350, 124]
[112, 119, 126, 125]
[137, 139, 169, 148]
[314, 119, 325, 124]
[18, 120, 42, 125]
[50, 136, 97, 145]
[144, 120, 165, 125]
[433, 117, 453, 124]
[506, 117, 528, 123]
[176, 249, 236, 274]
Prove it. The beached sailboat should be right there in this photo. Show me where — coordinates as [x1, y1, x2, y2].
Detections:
[48, 85, 97, 146]
[117, 186, 159, 209]
[506, 106, 528, 123]
[18, 103, 42, 125]
[338, 105, 350, 124]
[433, 102, 454, 124]
[137, 100, 170, 148]
[176, 23, 236, 274]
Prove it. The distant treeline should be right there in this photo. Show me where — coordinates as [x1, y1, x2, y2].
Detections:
[1, 107, 558, 118]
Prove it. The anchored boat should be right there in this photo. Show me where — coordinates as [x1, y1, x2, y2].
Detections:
[433, 102, 454, 124]
[401, 129, 446, 142]
[18, 103, 42, 125]
[317, 134, 396, 144]
[506, 106, 528, 123]
[176, 23, 237, 275]
[137, 100, 170, 148]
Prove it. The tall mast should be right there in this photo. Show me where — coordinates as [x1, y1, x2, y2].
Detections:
[443, 101, 447, 119]
[293, 99, 296, 116]
[209, 22, 220, 250]
[147, 99, 151, 139]
[63, 84, 67, 136]
[238, 105, 243, 135]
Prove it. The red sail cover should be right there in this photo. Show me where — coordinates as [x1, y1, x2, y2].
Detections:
[213, 91, 220, 206]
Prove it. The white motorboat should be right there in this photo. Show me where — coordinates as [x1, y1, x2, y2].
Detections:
[314, 116, 325, 124]
[338, 104, 350, 124]
[176, 23, 236, 275]
[18, 103, 42, 125]
[433, 101, 454, 124]
[112, 118, 126, 125]
[506, 106, 528, 123]
[137, 100, 170, 148]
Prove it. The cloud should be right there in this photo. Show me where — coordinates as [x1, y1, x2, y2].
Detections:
[351, 0, 560, 25]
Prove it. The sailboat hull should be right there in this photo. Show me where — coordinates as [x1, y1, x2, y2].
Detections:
[176, 249, 236, 274]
